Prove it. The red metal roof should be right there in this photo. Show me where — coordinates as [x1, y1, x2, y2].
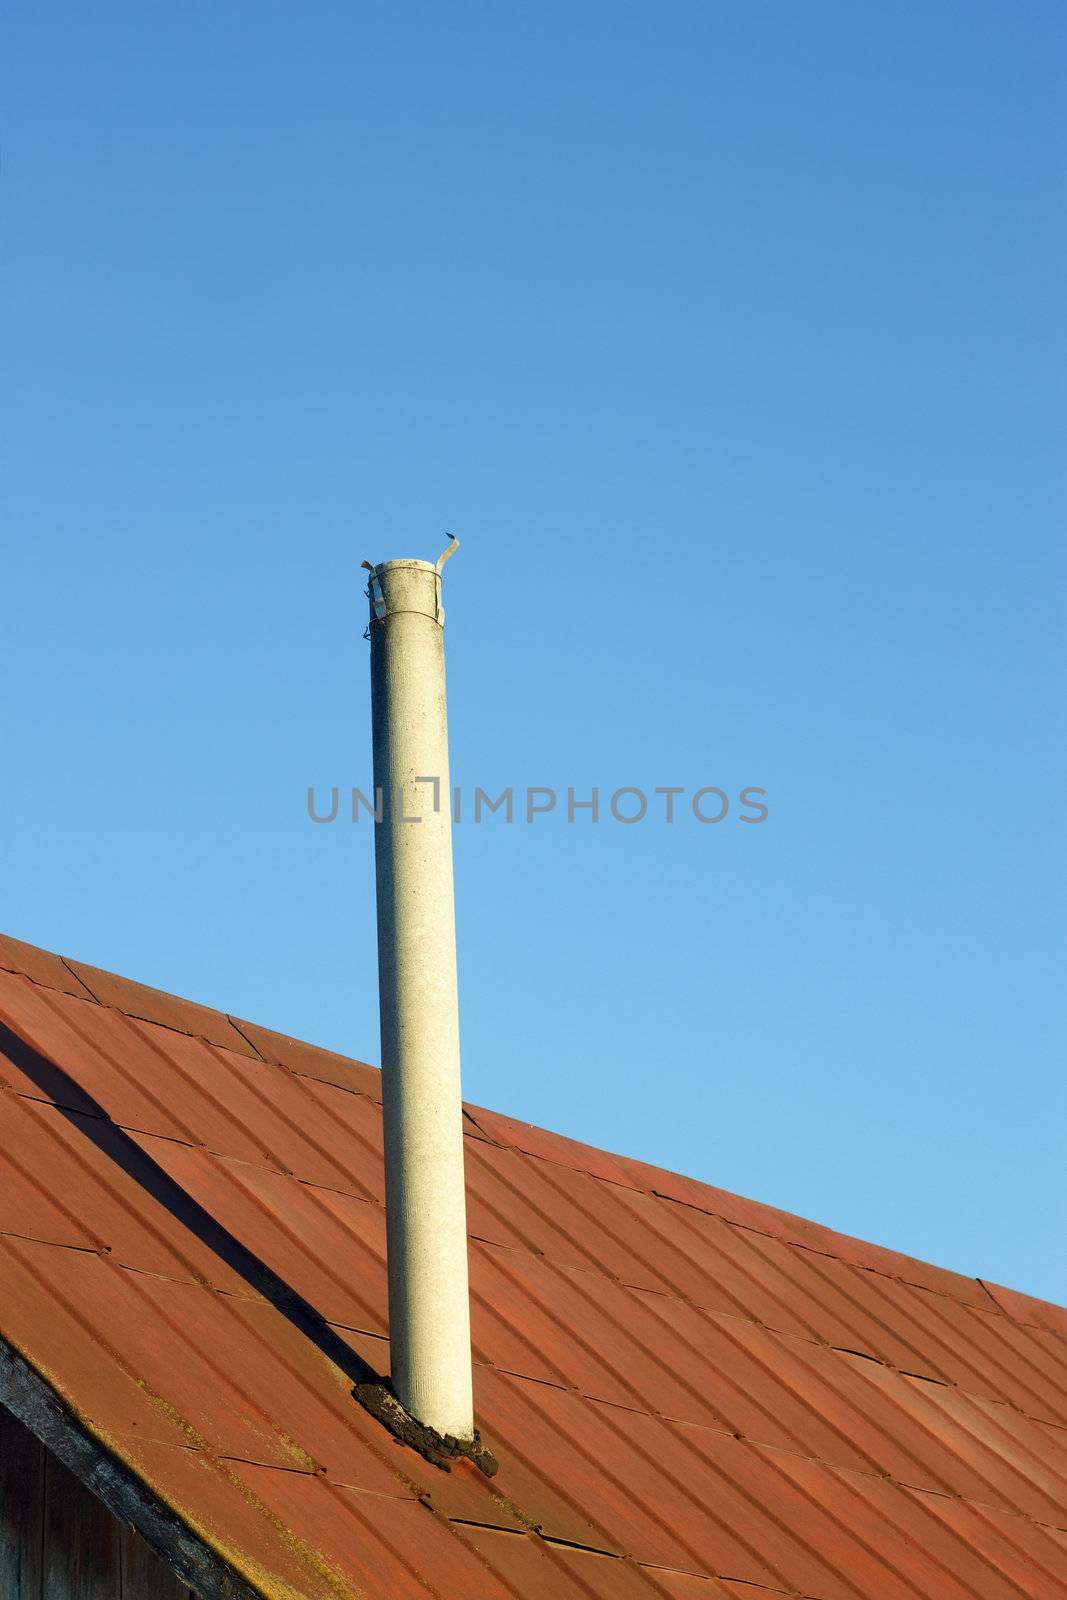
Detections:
[0, 929, 1064, 1599]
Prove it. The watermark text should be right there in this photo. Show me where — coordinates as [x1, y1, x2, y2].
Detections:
[306, 783, 768, 826]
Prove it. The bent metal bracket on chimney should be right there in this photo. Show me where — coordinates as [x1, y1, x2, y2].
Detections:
[365, 537, 475, 1445]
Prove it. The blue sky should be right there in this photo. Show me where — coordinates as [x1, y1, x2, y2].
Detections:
[3, 2, 1064, 1302]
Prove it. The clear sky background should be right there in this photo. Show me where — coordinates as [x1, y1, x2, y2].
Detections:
[3, 3, 1064, 1302]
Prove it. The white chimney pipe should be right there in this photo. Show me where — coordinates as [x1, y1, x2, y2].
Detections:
[366, 539, 474, 1442]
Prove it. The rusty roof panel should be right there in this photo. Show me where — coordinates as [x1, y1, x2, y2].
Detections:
[110, 1435, 349, 1600]
[983, 1279, 1067, 1339]
[463, 1104, 645, 1190]
[618, 1153, 1001, 1308]
[0, 1095, 264, 1294]
[457, 1527, 706, 1599]
[474, 1370, 873, 1598]
[0, 974, 388, 1204]
[0, 933, 1064, 1600]
[0, 1235, 204, 1450]
[226, 1464, 521, 1600]
[230, 1018, 382, 1102]
[125, 1135, 391, 1334]
[661, 1580, 783, 1600]
[469, 1242, 731, 1426]
[0, 971, 126, 1113]
[0, 1109, 103, 1251]
[763, 1448, 1023, 1600]
[128, 1024, 386, 1201]
[0, 934, 96, 1000]
[64, 959, 259, 1055]
[898, 1487, 1067, 1597]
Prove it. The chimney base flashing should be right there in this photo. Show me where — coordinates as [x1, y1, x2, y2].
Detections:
[353, 1379, 498, 1478]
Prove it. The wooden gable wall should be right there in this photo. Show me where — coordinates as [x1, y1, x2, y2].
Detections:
[0, 1404, 196, 1600]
